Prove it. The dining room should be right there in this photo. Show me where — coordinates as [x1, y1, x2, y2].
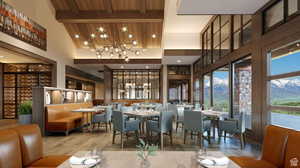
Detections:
[1, 0, 300, 168]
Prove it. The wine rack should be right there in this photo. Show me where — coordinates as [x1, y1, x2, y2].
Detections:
[2, 63, 52, 119]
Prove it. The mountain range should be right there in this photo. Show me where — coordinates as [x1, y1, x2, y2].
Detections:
[204, 77, 300, 102]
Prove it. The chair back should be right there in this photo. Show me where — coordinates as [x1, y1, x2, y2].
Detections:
[155, 104, 162, 111]
[105, 106, 113, 122]
[184, 110, 204, 132]
[167, 104, 178, 114]
[112, 111, 124, 132]
[261, 125, 292, 168]
[284, 130, 300, 168]
[237, 112, 245, 133]
[159, 110, 174, 133]
[177, 107, 184, 121]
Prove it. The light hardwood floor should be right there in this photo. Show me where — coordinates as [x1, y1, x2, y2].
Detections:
[44, 126, 261, 157]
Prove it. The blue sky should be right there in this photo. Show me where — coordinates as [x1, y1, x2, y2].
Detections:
[271, 51, 300, 76]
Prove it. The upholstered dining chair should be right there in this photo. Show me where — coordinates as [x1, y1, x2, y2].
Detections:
[92, 106, 113, 132]
[112, 110, 140, 149]
[183, 110, 211, 147]
[218, 112, 246, 149]
[146, 108, 174, 150]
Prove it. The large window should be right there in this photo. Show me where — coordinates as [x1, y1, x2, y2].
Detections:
[213, 66, 230, 112]
[268, 40, 300, 130]
[168, 80, 189, 103]
[233, 56, 252, 129]
[203, 74, 212, 109]
[112, 70, 160, 100]
[194, 78, 200, 104]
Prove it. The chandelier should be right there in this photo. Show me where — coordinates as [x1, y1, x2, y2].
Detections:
[77, 26, 143, 63]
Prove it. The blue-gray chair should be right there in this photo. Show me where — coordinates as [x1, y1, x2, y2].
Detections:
[112, 110, 140, 149]
[218, 112, 246, 149]
[92, 106, 112, 132]
[183, 110, 211, 147]
[146, 108, 174, 150]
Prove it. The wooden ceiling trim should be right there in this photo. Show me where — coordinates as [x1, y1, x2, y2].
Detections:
[56, 10, 164, 23]
[164, 49, 202, 56]
[103, 0, 113, 13]
[74, 59, 162, 64]
[140, 0, 147, 13]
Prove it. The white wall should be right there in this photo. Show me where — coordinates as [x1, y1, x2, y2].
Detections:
[0, 0, 77, 88]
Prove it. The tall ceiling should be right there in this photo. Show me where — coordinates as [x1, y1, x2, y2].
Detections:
[50, 0, 165, 49]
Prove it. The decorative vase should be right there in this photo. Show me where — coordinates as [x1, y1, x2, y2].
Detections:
[140, 158, 151, 168]
[18, 114, 32, 125]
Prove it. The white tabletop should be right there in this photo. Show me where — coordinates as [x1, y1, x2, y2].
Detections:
[124, 110, 160, 118]
[58, 151, 240, 168]
[72, 108, 100, 113]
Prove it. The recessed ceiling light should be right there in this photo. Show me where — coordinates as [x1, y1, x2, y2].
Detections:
[177, 59, 182, 63]
[145, 65, 149, 69]
[97, 55, 101, 59]
[128, 34, 133, 38]
[110, 52, 114, 57]
[83, 41, 89, 46]
[132, 40, 138, 46]
[121, 65, 124, 69]
[135, 51, 140, 55]
[297, 43, 300, 47]
[98, 27, 104, 32]
[104, 46, 109, 51]
[103, 34, 108, 39]
[90, 33, 96, 38]
[152, 34, 156, 38]
[75, 34, 80, 38]
[121, 26, 128, 32]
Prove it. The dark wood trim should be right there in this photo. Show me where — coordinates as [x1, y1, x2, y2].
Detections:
[66, 0, 79, 13]
[268, 70, 300, 80]
[164, 49, 202, 56]
[74, 59, 162, 64]
[65, 65, 103, 82]
[0, 63, 3, 119]
[56, 10, 164, 23]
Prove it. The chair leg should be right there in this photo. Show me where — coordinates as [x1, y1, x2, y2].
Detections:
[121, 133, 124, 149]
[112, 130, 116, 144]
[160, 132, 164, 150]
[169, 131, 173, 145]
[184, 130, 187, 144]
[191, 132, 193, 139]
[105, 123, 108, 132]
[109, 122, 112, 131]
[207, 130, 211, 144]
[135, 130, 139, 142]
[218, 130, 222, 144]
[176, 122, 178, 133]
[224, 131, 227, 142]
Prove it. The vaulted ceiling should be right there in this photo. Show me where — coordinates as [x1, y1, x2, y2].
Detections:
[50, 0, 164, 49]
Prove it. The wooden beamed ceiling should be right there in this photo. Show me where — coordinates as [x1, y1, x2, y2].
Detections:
[50, 0, 165, 49]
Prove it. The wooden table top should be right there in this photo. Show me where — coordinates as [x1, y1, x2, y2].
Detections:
[72, 108, 101, 113]
[193, 110, 227, 118]
[58, 151, 240, 168]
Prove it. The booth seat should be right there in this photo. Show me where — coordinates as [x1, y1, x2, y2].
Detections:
[0, 124, 69, 168]
[46, 102, 93, 135]
[229, 125, 300, 168]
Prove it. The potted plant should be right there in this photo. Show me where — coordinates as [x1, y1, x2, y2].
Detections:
[18, 101, 32, 125]
[137, 139, 158, 168]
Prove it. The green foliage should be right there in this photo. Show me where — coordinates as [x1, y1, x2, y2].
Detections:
[136, 138, 158, 160]
[273, 101, 300, 107]
[18, 101, 32, 115]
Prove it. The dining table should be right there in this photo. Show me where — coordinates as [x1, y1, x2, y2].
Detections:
[193, 109, 228, 138]
[58, 151, 240, 168]
[72, 107, 105, 132]
[124, 110, 160, 135]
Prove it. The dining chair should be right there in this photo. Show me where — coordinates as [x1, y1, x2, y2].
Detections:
[146, 108, 174, 150]
[112, 110, 140, 149]
[92, 106, 112, 132]
[183, 110, 211, 147]
[176, 107, 184, 132]
[218, 112, 246, 149]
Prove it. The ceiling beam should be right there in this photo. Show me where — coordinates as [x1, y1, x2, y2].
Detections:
[74, 59, 162, 64]
[56, 10, 164, 23]
[164, 49, 202, 56]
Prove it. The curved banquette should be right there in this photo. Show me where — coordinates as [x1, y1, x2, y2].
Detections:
[45, 102, 93, 135]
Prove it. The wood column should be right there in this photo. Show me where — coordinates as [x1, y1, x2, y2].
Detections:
[104, 66, 112, 104]
[0, 63, 3, 119]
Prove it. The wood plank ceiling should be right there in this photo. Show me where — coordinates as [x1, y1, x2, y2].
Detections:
[50, 0, 164, 49]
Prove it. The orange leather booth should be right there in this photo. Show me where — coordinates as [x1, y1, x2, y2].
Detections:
[229, 125, 300, 168]
[0, 124, 69, 168]
[45, 102, 93, 135]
